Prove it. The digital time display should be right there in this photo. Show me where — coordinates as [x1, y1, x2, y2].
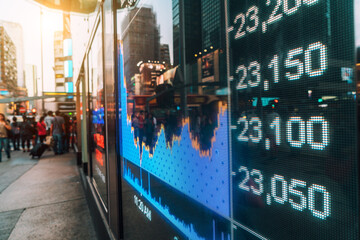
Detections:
[227, 0, 358, 239]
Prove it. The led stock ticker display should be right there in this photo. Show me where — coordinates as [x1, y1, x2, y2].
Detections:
[237, 115, 329, 150]
[117, 0, 358, 239]
[227, 0, 357, 239]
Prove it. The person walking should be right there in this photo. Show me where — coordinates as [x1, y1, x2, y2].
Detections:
[51, 110, 65, 155]
[21, 116, 33, 152]
[44, 111, 54, 136]
[29, 118, 37, 147]
[0, 113, 11, 162]
[37, 116, 47, 143]
[6, 119, 13, 153]
[11, 117, 20, 150]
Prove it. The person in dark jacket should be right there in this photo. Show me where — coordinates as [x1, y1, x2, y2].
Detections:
[21, 116, 33, 152]
[11, 117, 20, 150]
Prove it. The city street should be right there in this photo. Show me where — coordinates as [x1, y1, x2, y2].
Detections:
[0, 150, 98, 240]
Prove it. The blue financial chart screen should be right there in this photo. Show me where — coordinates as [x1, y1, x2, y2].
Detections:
[227, 0, 358, 239]
[117, 0, 359, 239]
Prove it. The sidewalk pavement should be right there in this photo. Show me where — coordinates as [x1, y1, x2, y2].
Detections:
[0, 150, 98, 240]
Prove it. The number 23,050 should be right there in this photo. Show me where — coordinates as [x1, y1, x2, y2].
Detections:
[237, 166, 331, 220]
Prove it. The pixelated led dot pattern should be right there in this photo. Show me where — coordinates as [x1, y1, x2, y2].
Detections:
[119, 73, 230, 217]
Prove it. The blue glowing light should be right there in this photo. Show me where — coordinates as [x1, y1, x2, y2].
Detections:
[65, 82, 74, 93]
[123, 159, 231, 240]
[64, 60, 73, 78]
[63, 39, 73, 57]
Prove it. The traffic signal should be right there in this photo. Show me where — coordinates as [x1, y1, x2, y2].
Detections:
[31, 108, 37, 114]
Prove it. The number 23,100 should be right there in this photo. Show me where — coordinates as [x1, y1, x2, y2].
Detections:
[237, 116, 329, 151]
[237, 166, 331, 220]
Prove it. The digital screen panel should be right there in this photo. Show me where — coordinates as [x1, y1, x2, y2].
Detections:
[227, 0, 358, 239]
[117, 0, 359, 239]
[117, 39, 232, 239]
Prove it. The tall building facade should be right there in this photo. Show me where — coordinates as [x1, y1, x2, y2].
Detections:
[172, 0, 226, 93]
[54, 31, 65, 92]
[121, 7, 160, 86]
[0, 21, 25, 88]
[62, 13, 74, 94]
[54, 28, 75, 112]
[25, 64, 37, 97]
[160, 44, 171, 68]
[0, 26, 18, 93]
[172, 0, 202, 66]
[201, 0, 225, 50]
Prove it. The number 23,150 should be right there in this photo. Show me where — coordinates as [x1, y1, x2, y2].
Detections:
[234, 42, 327, 91]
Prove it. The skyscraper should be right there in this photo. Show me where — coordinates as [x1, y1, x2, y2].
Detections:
[121, 6, 160, 87]
[201, 0, 225, 50]
[160, 44, 171, 68]
[25, 64, 37, 97]
[172, 0, 202, 67]
[0, 21, 25, 88]
[0, 26, 18, 93]
[172, 0, 226, 92]
[54, 31, 65, 92]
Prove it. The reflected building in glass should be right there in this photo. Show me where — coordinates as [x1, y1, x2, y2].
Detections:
[160, 43, 171, 68]
[201, 0, 225, 50]
[172, 0, 226, 94]
[121, 6, 160, 89]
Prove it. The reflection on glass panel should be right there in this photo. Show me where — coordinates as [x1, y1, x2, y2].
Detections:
[118, 1, 231, 239]
[88, 23, 107, 208]
[228, 0, 357, 239]
[117, 0, 359, 239]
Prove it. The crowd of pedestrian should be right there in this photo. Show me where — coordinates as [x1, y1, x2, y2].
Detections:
[0, 110, 77, 162]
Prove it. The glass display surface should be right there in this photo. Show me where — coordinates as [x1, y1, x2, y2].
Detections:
[89, 22, 108, 208]
[227, 0, 358, 239]
[117, 0, 359, 239]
